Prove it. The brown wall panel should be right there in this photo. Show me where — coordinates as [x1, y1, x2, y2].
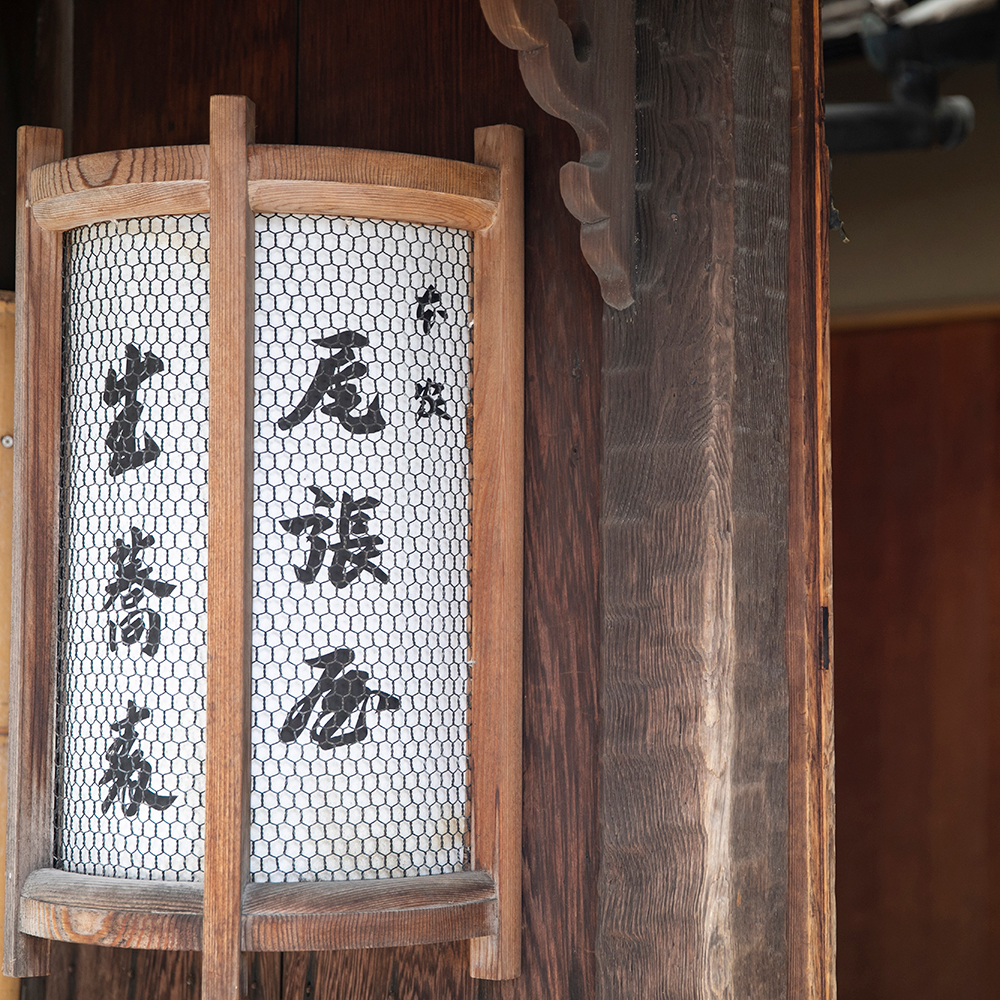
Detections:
[833, 320, 1000, 1000]
[72, 0, 298, 153]
[300, 0, 518, 162]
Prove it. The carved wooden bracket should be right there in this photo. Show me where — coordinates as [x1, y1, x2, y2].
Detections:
[481, 0, 635, 309]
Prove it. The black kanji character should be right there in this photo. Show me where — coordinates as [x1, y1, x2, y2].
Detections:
[279, 486, 389, 589]
[104, 527, 175, 656]
[104, 344, 164, 476]
[278, 648, 400, 750]
[415, 285, 446, 335]
[99, 700, 177, 817]
[414, 378, 449, 419]
[278, 330, 385, 435]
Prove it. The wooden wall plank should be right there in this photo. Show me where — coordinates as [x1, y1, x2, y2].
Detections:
[832, 320, 1000, 1000]
[247, 952, 280, 1000]
[599, 2, 739, 996]
[600, 15, 730, 996]
[71, 0, 297, 154]
[280, 943, 472, 1000]
[0, 0, 71, 290]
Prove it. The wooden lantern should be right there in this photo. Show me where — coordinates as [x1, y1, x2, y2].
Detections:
[5, 96, 522, 997]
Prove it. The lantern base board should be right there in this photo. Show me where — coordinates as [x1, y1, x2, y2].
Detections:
[241, 870, 496, 951]
[19, 867, 497, 954]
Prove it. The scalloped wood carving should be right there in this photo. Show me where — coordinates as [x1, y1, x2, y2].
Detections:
[481, 0, 635, 309]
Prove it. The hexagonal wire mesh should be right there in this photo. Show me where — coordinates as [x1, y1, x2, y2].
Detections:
[54, 212, 472, 883]
[251, 215, 471, 881]
[55, 215, 209, 880]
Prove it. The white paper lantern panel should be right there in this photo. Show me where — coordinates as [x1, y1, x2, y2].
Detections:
[54, 215, 210, 881]
[250, 215, 472, 882]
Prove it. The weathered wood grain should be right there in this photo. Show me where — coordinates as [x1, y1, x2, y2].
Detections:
[29, 145, 210, 230]
[788, 0, 836, 997]
[132, 948, 202, 999]
[598, 3, 739, 995]
[597, 0, 802, 995]
[22, 942, 202, 1000]
[247, 952, 279, 1000]
[19, 870, 202, 951]
[204, 94, 255, 1000]
[4, 125, 64, 980]
[730, 0, 796, 995]
[280, 942, 473, 1000]
[469, 124, 524, 982]
[243, 873, 496, 953]
[248, 181, 495, 231]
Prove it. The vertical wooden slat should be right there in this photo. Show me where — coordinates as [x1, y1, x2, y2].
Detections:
[0, 291, 23, 998]
[205, 95, 255, 1000]
[4, 126, 64, 980]
[788, 0, 835, 996]
[469, 124, 524, 981]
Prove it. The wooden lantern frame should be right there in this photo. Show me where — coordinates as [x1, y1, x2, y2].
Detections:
[5, 96, 523, 995]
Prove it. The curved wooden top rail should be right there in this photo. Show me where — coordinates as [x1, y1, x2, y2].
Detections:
[19, 867, 497, 954]
[30, 144, 211, 231]
[29, 144, 500, 232]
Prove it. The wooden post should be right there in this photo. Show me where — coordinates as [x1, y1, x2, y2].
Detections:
[0, 291, 23, 997]
[470, 123, 524, 981]
[597, 0, 802, 996]
[204, 95, 255, 1000]
[3, 126, 64, 980]
[788, 0, 836, 996]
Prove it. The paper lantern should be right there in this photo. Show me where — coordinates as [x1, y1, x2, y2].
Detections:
[5, 97, 522, 997]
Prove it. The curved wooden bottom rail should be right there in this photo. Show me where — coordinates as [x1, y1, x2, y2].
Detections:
[19, 869, 203, 951]
[242, 871, 497, 951]
[19, 868, 497, 953]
